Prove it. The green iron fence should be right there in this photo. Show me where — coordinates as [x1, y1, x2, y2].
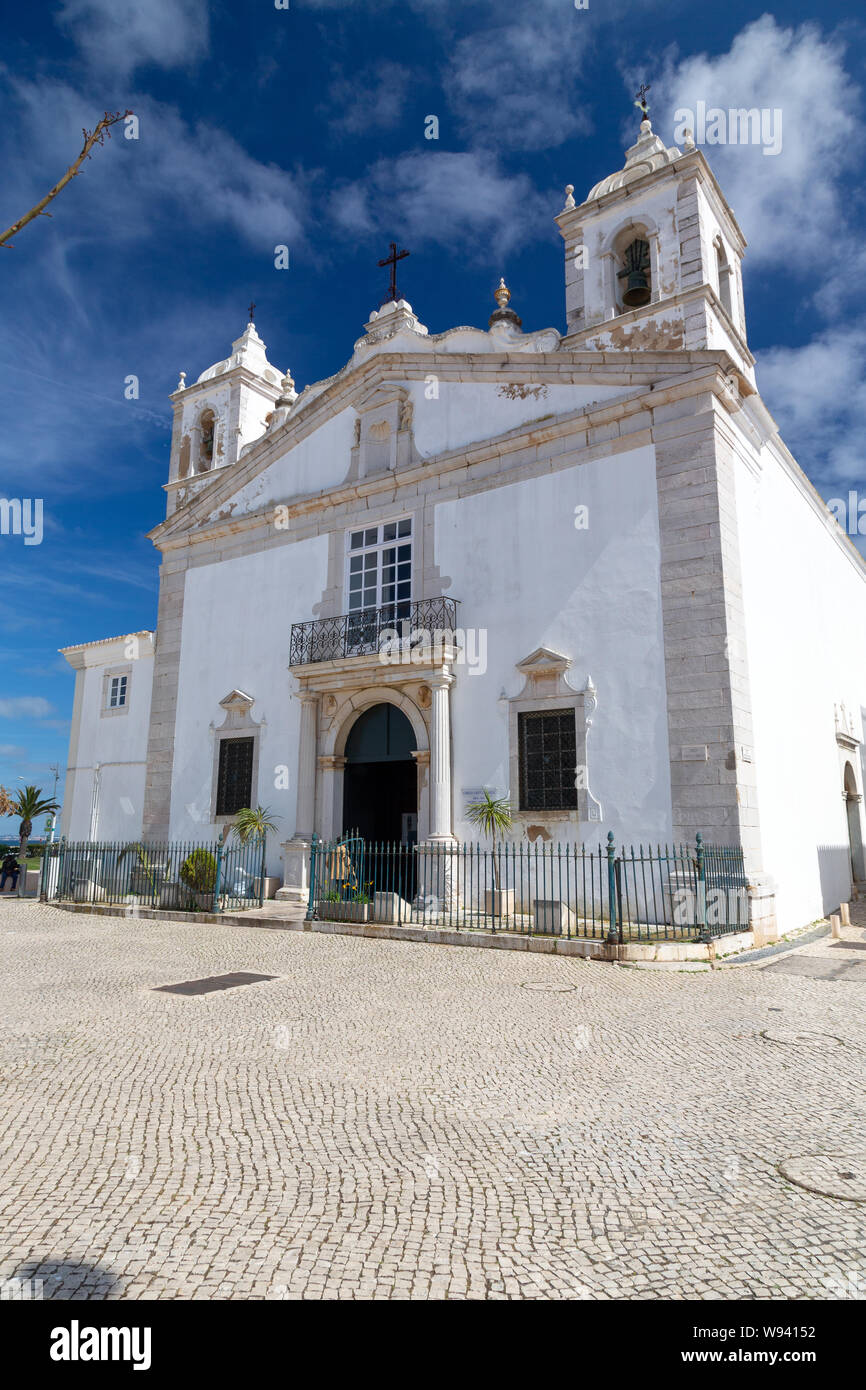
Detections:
[307, 830, 750, 942]
[40, 837, 267, 913]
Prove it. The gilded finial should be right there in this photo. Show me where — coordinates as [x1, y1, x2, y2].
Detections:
[489, 277, 522, 330]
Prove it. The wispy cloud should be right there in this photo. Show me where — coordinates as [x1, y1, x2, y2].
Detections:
[655, 16, 866, 507]
[331, 150, 549, 261]
[56, 0, 210, 79]
[0, 697, 57, 720]
[326, 61, 413, 136]
[444, 5, 594, 152]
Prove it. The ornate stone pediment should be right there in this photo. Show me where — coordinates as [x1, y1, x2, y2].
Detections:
[219, 688, 255, 713]
[514, 646, 575, 698]
[214, 689, 261, 733]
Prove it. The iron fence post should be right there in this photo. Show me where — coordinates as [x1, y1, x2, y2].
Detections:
[305, 833, 318, 920]
[213, 841, 223, 914]
[695, 830, 710, 943]
[606, 831, 619, 943]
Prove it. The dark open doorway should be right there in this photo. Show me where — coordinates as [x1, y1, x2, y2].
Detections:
[342, 703, 417, 844]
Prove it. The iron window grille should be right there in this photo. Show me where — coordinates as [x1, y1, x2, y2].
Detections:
[518, 709, 578, 812]
[216, 737, 254, 816]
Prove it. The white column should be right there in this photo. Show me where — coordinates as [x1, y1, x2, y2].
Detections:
[294, 693, 318, 840]
[276, 692, 318, 905]
[427, 673, 454, 842]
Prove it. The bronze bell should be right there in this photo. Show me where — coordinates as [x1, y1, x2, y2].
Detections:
[618, 237, 651, 307]
[621, 270, 651, 307]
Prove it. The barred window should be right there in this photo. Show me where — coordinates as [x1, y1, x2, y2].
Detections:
[216, 737, 254, 816]
[518, 709, 577, 812]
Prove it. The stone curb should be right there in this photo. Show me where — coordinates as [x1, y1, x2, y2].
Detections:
[44, 900, 732, 962]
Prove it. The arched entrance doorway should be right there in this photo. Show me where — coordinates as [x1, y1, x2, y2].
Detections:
[844, 761, 865, 884]
[342, 703, 417, 843]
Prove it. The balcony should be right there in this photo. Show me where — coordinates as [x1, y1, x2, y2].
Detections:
[290, 597, 460, 667]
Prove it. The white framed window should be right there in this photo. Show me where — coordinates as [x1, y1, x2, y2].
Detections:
[101, 666, 132, 717]
[346, 518, 412, 618]
[108, 675, 128, 709]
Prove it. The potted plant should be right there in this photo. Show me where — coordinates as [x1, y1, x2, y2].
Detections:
[465, 790, 515, 920]
[318, 885, 373, 923]
[232, 805, 279, 902]
[179, 848, 218, 911]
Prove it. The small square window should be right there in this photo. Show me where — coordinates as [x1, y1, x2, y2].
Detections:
[107, 675, 128, 709]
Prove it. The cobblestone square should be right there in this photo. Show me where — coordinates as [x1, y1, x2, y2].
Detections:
[1, 901, 864, 1300]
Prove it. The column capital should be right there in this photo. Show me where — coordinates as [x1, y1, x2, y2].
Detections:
[428, 670, 454, 691]
[318, 754, 347, 771]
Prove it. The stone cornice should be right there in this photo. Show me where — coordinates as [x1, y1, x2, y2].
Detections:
[558, 146, 747, 252]
[150, 348, 742, 549]
[562, 283, 755, 368]
[169, 365, 282, 406]
[152, 360, 741, 556]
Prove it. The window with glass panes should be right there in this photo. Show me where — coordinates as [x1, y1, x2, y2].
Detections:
[108, 675, 128, 709]
[346, 519, 412, 620]
[518, 709, 578, 811]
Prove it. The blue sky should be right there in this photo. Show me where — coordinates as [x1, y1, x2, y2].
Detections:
[1, 0, 864, 835]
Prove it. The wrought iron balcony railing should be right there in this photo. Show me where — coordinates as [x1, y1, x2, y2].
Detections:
[290, 596, 460, 666]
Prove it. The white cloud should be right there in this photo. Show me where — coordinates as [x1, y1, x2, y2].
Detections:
[327, 61, 412, 136]
[444, 6, 593, 151]
[658, 17, 862, 268]
[57, 0, 209, 78]
[0, 698, 56, 720]
[2, 77, 312, 256]
[656, 17, 866, 527]
[331, 151, 549, 262]
[757, 325, 866, 493]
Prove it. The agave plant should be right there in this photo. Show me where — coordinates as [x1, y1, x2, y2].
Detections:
[117, 842, 162, 898]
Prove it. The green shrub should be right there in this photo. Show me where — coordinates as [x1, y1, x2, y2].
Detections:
[180, 848, 217, 894]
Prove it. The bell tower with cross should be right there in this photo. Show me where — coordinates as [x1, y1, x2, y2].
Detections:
[164, 308, 286, 516]
[555, 86, 754, 383]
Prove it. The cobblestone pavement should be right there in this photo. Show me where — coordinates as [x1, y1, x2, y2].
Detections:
[0, 901, 864, 1300]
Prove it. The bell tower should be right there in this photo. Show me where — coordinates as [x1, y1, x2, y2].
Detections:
[556, 102, 754, 383]
[165, 315, 284, 517]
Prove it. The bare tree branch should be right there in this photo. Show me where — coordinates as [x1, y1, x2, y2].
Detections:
[0, 109, 133, 250]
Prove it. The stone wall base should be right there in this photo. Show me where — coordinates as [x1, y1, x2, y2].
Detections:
[747, 875, 778, 947]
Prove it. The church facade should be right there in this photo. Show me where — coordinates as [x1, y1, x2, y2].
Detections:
[60, 117, 866, 937]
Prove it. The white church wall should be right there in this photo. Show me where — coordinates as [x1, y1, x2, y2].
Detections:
[169, 534, 330, 873]
[211, 408, 357, 519]
[434, 442, 673, 847]
[62, 648, 154, 841]
[409, 381, 619, 461]
[734, 441, 866, 931]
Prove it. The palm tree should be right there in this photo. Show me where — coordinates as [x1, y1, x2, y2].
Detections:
[232, 805, 279, 901]
[465, 790, 512, 890]
[3, 786, 60, 897]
